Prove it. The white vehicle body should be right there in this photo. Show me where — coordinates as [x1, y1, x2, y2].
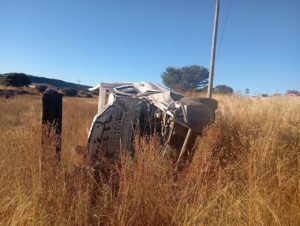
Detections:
[89, 82, 174, 113]
[87, 82, 217, 170]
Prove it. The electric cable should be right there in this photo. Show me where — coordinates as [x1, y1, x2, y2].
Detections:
[217, 0, 233, 58]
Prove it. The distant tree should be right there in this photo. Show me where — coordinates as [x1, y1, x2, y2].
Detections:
[261, 93, 269, 97]
[35, 84, 48, 93]
[60, 88, 77, 97]
[245, 88, 250, 95]
[161, 65, 208, 92]
[90, 89, 99, 96]
[84, 93, 92, 98]
[0, 73, 31, 87]
[214, 85, 233, 94]
[285, 90, 299, 96]
[78, 90, 92, 98]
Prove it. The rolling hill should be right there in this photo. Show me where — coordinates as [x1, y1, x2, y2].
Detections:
[0, 73, 91, 91]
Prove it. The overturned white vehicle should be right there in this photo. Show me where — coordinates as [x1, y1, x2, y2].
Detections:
[88, 82, 217, 170]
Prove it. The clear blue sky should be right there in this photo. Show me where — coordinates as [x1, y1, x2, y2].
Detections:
[1, 0, 299, 94]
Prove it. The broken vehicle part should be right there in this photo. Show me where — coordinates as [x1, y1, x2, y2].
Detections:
[87, 82, 218, 171]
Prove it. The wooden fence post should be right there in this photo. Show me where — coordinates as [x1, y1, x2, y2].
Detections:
[41, 89, 62, 163]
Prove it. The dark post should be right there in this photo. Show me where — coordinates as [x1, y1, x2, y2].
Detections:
[42, 89, 62, 161]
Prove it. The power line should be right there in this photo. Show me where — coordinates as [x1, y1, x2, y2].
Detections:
[217, 0, 233, 58]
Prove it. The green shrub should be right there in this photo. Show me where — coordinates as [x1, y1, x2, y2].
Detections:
[0, 73, 31, 87]
[35, 85, 48, 93]
[60, 88, 77, 97]
[78, 90, 92, 98]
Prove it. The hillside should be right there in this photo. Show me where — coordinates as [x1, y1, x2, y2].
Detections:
[0, 73, 91, 91]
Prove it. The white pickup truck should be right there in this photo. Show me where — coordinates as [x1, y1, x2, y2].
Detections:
[87, 82, 217, 171]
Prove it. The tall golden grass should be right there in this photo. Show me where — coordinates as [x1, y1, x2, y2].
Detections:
[0, 94, 299, 225]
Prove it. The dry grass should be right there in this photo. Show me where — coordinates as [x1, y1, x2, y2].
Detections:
[0, 94, 299, 225]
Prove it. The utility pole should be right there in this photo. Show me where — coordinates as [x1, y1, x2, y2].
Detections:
[76, 79, 81, 92]
[207, 0, 220, 98]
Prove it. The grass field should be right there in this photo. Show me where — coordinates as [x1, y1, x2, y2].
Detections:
[0, 94, 299, 225]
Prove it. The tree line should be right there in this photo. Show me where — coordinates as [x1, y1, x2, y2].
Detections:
[161, 65, 234, 94]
